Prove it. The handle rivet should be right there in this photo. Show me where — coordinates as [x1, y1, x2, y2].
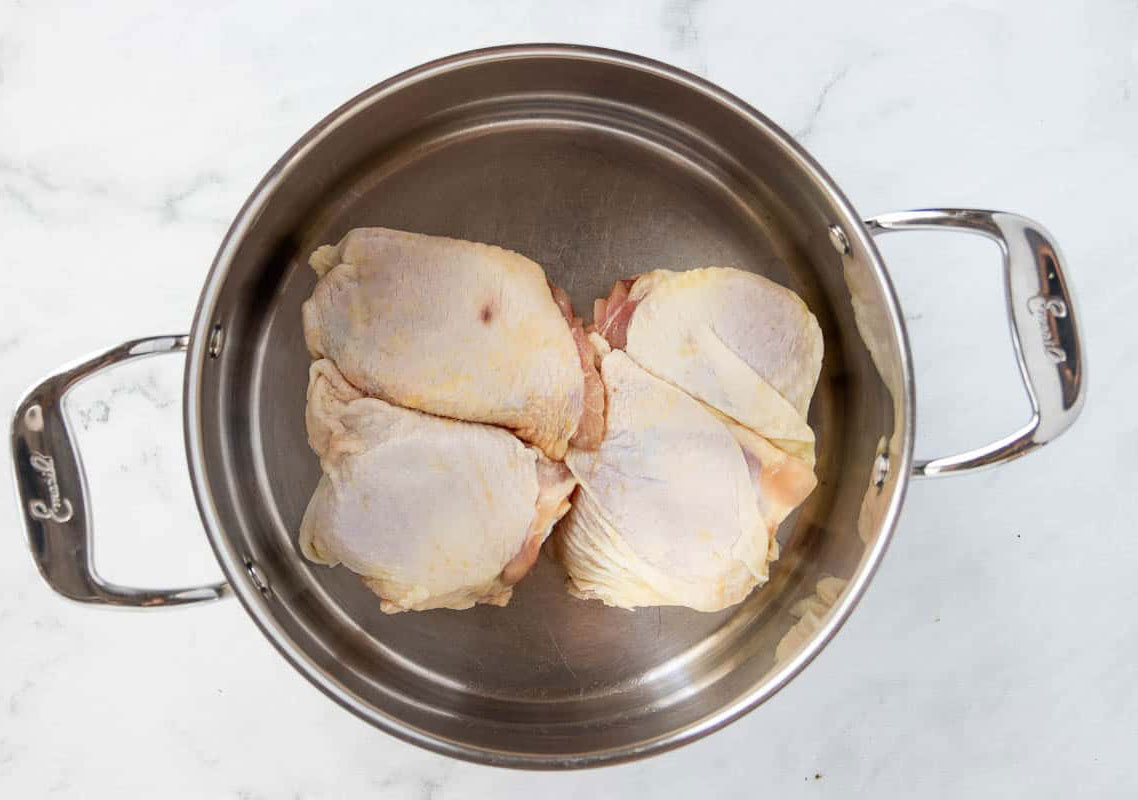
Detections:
[828, 225, 850, 255]
[873, 453, 890, 489]
[207, 324, 224, 359]
[24, 404, 44, 432]
[245, 559, 270, 595]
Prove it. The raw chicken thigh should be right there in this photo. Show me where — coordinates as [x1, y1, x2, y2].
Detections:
[594, 267, 822, 460]
[300, 359, 575, 613]
[552, 266, 823, 612]
[554, 344, 815, 611]
[302, 228, 602, 459]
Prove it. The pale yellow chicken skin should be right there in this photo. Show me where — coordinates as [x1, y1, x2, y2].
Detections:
[301, 359, 575, 613]
[555, 344, 816, 612]
[553, 267, 823, 612]
[302, 227, 602, 460]
[595, 267, 823, 462]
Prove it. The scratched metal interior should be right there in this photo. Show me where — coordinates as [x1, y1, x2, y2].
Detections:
[193, 50, 904, 765]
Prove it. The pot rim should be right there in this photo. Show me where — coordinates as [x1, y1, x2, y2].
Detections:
[182, 43, 916, 769]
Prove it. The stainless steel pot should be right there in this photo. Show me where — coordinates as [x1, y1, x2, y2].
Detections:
[11, 45, 1084, 768]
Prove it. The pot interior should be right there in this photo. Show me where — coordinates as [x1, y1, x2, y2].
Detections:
[188, 47, 911, 767]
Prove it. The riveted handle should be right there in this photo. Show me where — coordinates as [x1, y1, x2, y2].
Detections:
[865, 209, 1085, 477]
[12, 335, 230, 606]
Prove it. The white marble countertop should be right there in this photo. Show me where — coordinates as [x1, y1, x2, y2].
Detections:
[2, 1, 1135, 796]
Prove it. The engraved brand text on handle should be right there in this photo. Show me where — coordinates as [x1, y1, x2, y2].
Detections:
[1026, 294, 1068, 364]
[28, 452, 74, 523]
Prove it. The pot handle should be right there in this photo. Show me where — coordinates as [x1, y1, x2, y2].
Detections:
[865, 209, 1085, 478]
[11, 335, 230, 607]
